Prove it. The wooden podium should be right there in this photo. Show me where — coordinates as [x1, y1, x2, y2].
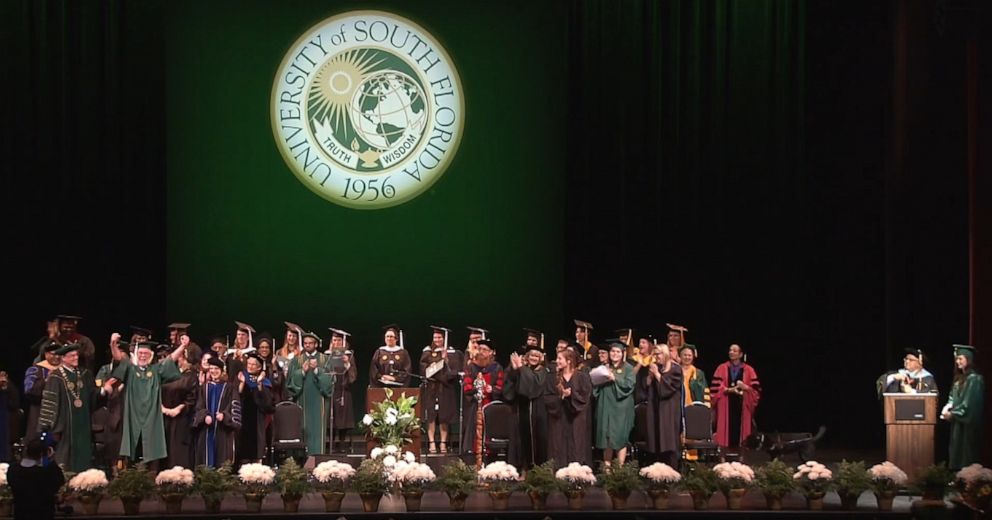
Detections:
[884, 393, 937, 481]
[366, 387, 422, 457]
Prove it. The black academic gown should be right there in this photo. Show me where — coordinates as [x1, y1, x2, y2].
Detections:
[193, 381, 241, 467]
[502, 364, 549, 469]
[237, 374, 274, 463]
[327, 356, 357, 430]
[161, 370, 197, 469]
[637, 363, 683, 461]
[0, 383, 21, 462]
[93, 362, 125, 468]
[544, 369, 592, 467]
[369, 346, 412, 387]
[420, 347, 461, 424]
[23, 363, 55, 439]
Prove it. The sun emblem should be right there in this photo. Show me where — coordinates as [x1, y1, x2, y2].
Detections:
[309, 49, 382, 134]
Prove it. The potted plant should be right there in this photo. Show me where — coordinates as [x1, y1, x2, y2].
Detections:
[0, 463, 12, 517]
[361, 388, 421, 449]
[755, 459, 794, 510]
[478, 461, 520, 510]
[238, 462, 275, 512]
[519, 460, 560, 510]
[868, 461, 907, 511]
[955, 464, 992, 512]
[154, 466, 194, 514]
[437, 459, 477, 511]
[598, 461, 641, 510]
[312, 460, 355, 512]
[193, 464, 235, 513]
[389, 458, 436, 511]
[275, 458, 309, 512]
[351, 458, 389, 512]
[680, 462, 719, 510]
[555, 461, 596, 510]
[639, 462, 681, 510]
[67, 468, 109, 515]
[913, 463, 954, 502]
[107, 464, 155, 515]
[714, 461, 754, 510]
[835, 460, 871, 510]
[793, 461, 834, 510]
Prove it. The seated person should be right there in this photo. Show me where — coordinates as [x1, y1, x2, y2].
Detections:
[883, 348, 937, 394]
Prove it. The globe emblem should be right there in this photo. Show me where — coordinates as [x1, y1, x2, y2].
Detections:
[349, 71, 427, 152]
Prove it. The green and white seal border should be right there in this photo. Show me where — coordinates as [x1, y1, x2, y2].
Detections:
[270, 10, 465, 210]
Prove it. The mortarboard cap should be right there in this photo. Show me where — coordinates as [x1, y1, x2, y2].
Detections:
[953, 344, 976, 360]
[57, 314, 83, 322]
[329, 327, 351, 338]
[245, 352, 264, 365]
[466, 326, 489, 338]
[430, 325, 452, 333]
[903, 347, 924, 360]
[477, 338, 493, 349]
[573, 319, 593, 331]
[605, 338, 626, 350]
[130, 325, 153, 337]
[54, 343, 80, 356]
[42, 340, 61, 353]
[168, 322, 191, 330]
[235, 321, 256, 333]
[301, 330, 320, 341]
[206, 357, 225, 369]
[135, 340, 157, 352]
[523, 328, 543, 339]
[256, 333, 274, 344]
[284, 322, 302, 333]
[382, 323, 401, 334]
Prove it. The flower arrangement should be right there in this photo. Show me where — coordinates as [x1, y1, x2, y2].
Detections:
[238, 463, 276, 497]
[194, 464, 236, 504]
[68, 468, 110, 498]
[755, 459, 795, 499]
[275, 458, 309, 498]
[714, 461, 755, 491]
[955, 464, 992, 509]
[478, 461, 520, 493]
[361, 388, 420, 447]
[352, 458, 390, 495]
[388, 461, 436, 492]
[869, 461, 907, 494]
[108, 464, 156, 501]
[555, 462, 596, 493]
[793, 461, 835, 496]
[0, 463, 10, 501]
[155, 466, 194, 496]
[312, 460, 356, 493]
[437, 459, 477, 498]
[639, 462, 682, 491]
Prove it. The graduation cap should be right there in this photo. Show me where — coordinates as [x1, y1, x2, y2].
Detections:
[903, 347, 925, 364]
[329, 327, 351, 338]
[430, 325, 451, 348]
[134, 340, 158, 352]
[235, 321, 256, 334]
[953, 344, 976, 361]
[244, 351, 264, 365]
[382, 324, 404, 347]
[255, 333, 274, 345]
[666, 323, 688, 343]
[206, 356, 225, 369]
[56, 314, 83, 322]
[573, 319, 593, 331]
[42, 341, 62, 354]
[301, 330, 321, 341]
[55, 343, 81, 356]
[522, 328, 545, 351]
[168, 322, 191, 331]
[466, 326, 489, 339]
[477, 338, 494, 349]
[130, 325, 153, 337]
[605, 338, 626, 350]
[284, 322, 302, 335]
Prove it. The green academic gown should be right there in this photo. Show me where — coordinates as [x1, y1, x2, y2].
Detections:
[111, 358, 181, 462]
[286, 353, 334, 455]
[38, 366, 94, 472]
[946, 371, 985, 469]
[593, 363, 636, 450]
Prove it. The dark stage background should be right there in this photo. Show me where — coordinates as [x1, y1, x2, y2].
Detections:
[4, 0, 989, 458]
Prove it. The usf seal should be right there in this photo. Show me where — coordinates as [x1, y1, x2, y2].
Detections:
[271, 11, 464, 209]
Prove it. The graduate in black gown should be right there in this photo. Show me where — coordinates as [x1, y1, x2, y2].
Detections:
[193, 357, 241, 467]
[636, 341, 683, 467]
[545, 348, 592, 467]
[503, 329, 549, 469]
[236, 353, 274, 464]
[326, 328, 357, 453]
[161, 347, 198, 469]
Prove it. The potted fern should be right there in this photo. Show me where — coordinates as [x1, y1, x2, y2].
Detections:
[835, 460, 871, 510]
[755, 459, 795, 510]
[597, 461, 641, 510]
[519, 461, 561, 510]
[680, 462, 720, 510]
[193, 464, 235, 513]
[275, 458, 309, 512]
[107, 464, 155, 515]
[914, 463, 954, 502]
[437, 459, 477, 511]
[351, 458, 389, 512]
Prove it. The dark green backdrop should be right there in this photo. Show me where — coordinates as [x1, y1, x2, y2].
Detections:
[164, 0, 567, 357]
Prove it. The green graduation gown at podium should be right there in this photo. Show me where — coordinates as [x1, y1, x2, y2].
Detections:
[946, 371, 985, 469]
[111, 358, 181, 462]
[287, 352, 334, 455]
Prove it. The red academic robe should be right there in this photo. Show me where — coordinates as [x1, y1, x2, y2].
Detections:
[710, 362, 761, 447]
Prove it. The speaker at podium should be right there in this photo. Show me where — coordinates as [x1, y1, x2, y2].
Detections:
[883, 392, 937, 482]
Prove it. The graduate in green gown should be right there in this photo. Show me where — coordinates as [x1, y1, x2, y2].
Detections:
[105, 334, 185, 467]
[941, 344, 985, 469]
[37, 342, 94, 472]
[593, 340, 636, 466]
[286, 331, 334, 455]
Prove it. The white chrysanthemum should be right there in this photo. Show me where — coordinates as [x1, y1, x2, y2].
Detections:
[404, 451, 416, 463]
[370, 447, 384, 459]
[555, 462, 596, 485]
[362, 414, 374, 425]
[478, 461, 520, 481]
[238, 463, 275, 485]
[384, 445, 398, 455]
[155, 466, 194, 487]
[869, 461, 908, 486]
[68, 469, 110, 492]
[313, 460, 356, 483]
[639, 462, 682, 482]
[382, 455, 397, 467]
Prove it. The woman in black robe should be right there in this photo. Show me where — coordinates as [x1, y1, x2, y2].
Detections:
[503, 345, 549, 469]
[236, 353, 274, 464]
[193, 357, 241, 467]
[544, 348, 592, 467]
[636, 342, 683, 467]
[255, 336, 283, 403]
[327, 331, 357, 453]
[161, 349, 198, 468]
